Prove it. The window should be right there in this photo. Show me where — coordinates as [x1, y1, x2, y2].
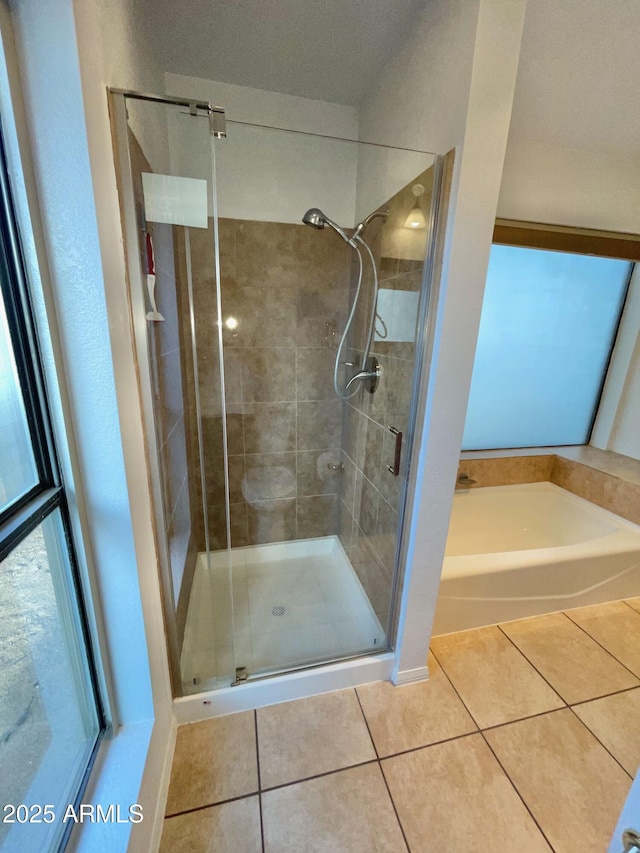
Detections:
[0, 129, 104, 851]
[462, 243, 632, 450]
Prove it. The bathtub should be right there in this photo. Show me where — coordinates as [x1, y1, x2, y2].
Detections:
[432, 481, 640, 635]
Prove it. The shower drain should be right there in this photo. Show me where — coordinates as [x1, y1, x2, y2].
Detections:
[271, 604, 288, 617]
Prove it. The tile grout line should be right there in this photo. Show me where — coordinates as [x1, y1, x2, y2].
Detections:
[377, 762, 412, 853]
[495, 624, 568, 708]
[562, 609, 640, 683]
[478, 730, 556, 852]
[621, 599, 640, 616]
[569, 683, 640, 708]
[254, 710, 265, 853]
[353, 688, 379, 761]
[165, 788, 261, 820]
[258, 757, 380, 795]
[429, 646, 556, 853]
[353, 685, 411, 850]
[427, 646, 482, 730]
[565, 704, 634, 781]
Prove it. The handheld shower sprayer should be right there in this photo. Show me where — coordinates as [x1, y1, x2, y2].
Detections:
[301, 207, 388, 400]
[301, 208, 358, 247]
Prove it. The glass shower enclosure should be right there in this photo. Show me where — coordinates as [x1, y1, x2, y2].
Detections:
[110, 90, 441, 695]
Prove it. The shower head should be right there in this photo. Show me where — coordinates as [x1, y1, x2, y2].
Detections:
[302, 208, 356, 247]
[302, 208, 325, 229]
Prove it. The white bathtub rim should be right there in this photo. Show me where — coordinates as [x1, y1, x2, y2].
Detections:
[453, 481, 639, 533]
[444, 481, 640, 579]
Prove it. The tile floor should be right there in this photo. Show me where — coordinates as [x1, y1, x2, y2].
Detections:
[161, 597, 640, 852]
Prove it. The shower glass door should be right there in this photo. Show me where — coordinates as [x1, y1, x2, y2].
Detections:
[113, 90, 440, 691]
[112, 93, 236, 695]
[191, 117, 437, 681]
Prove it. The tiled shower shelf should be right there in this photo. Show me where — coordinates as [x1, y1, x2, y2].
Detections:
[180, 536, 385, 693]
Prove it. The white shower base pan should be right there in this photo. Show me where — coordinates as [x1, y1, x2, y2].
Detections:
[180, 535, 385, 693]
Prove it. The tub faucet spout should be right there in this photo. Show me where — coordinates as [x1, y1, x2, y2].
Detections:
[456, 472, 477, 489]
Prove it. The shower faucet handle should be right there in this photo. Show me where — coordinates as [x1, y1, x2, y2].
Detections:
[345, 357, 382, 391]
[345, 370, 372, 388]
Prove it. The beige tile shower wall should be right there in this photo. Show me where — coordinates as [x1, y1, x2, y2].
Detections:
[187, 218, 352, 549]
[338, 261, 423, 627]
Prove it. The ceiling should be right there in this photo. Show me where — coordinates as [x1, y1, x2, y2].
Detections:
[139, 0, 640, 159]
[508, 0, 640, 159]
[141, 0, 427, 107]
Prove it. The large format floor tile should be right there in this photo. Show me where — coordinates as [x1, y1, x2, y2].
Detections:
[566, 601, 640, 677]
[573, 688, 640, 776]
[160, 796, 262, 853]
[382, 734, 551, 852]
[261, 763, 406, 852]
[356, 652, 476, 756]
[626, 598, 640, 615]
[165, 712, 258, 815]
[500, 612, 639, 704]
[485, 709, 632, 853]
[257, 689, 376, 788]
[430, 625, 563, 728]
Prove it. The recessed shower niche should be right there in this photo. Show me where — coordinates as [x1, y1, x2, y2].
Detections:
[110, 90, 442, 695]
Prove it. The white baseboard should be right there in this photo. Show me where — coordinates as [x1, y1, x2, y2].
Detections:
[391, 664, 430, 686]
[126, 714, 177, 853]
[146, 716, 177, 853]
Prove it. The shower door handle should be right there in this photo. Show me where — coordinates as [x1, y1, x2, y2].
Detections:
[387, 427, 403, 477]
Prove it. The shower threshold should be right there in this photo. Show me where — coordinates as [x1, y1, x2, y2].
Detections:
[180, 536, 386, 693]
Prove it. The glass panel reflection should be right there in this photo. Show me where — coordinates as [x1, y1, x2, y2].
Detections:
[0, 510, 100, 852]
[0, 286, 38, 513]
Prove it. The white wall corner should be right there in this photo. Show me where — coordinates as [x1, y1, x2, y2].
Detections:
[393, 0, 528, 682]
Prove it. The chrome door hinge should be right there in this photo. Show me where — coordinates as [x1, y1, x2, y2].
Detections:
[234, 666, 248, 685]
